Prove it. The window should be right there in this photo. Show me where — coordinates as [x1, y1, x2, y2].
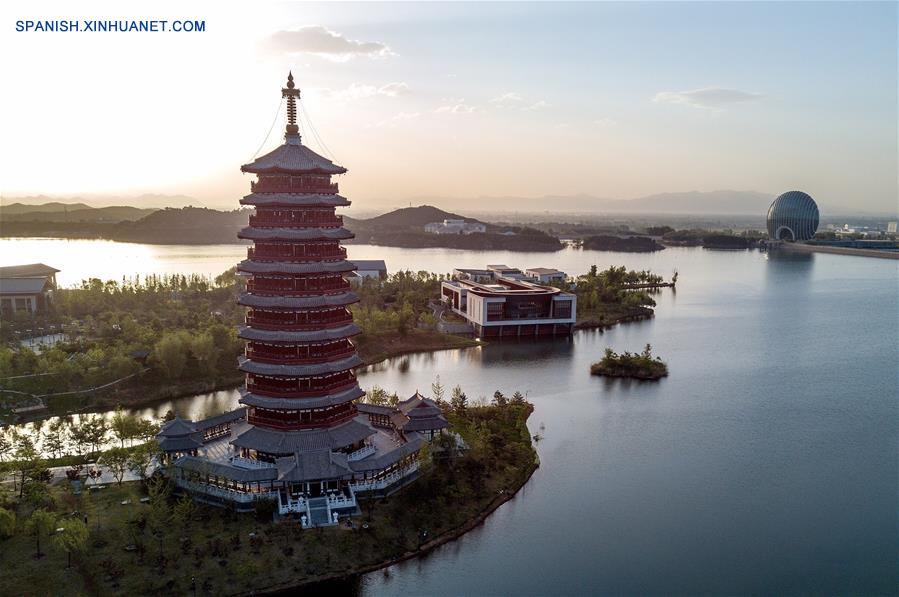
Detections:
[554, 300, 571, 319]
[15, 298, 29, 312]
[486, 302, 504, 321]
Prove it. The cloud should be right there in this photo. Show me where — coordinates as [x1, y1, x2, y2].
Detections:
[594, 117, 617, 127]
[327, 82, 411, 102]
[490, 91, 548, 111]
[653, 87, 763, 109]
[369, 112, 421, 128]
[490, 92, 524, 106]
[266, 26, 393, 60]
[435, 99, 477, 114]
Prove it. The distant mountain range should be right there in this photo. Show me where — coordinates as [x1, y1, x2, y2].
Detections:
[404, 190, 777, 215]
[1, 202, 157, 223]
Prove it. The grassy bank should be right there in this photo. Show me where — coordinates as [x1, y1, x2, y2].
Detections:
[0, 402, 537, 596]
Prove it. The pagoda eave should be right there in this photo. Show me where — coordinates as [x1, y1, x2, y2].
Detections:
[238, 227, 355, 242]
[240, 193, 351, 208]
[237, 292, 359, 309]
[239, 386, 366, 410]
[238, 354, 363, 376]
[237, 323, 362, 343]
[237, 260, 357, 275]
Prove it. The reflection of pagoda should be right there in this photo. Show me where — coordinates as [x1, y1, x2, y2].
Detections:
[157, 75, 441, 526]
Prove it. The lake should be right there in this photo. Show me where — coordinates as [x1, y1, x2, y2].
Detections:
[3, 238, 897, 594]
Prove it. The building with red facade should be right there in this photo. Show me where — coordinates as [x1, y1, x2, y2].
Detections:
[158, 75, 436, 526]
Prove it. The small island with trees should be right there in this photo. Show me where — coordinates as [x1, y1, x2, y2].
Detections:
[590, 344, 669, 380]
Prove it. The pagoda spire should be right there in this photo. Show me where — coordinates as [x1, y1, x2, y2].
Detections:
[282, 71, 301, 140]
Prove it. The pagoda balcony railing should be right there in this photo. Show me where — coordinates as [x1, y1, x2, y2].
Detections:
[346, 444, 375, 462]
[245, 312, 352, 330]
[247, 246, 347, 261]
[245, 345, 356, 365]
[248, 410, 357, 430]
[251, 179, 339, 194]
[247, 279, 351, 295]
[249, 214, 343, 228]
[231, 456, 276, 470]
[350, 462, 420, 493]
[246, 378, 358, 398]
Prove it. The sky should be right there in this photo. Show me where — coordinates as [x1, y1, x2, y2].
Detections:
[1, 1, 896, 214]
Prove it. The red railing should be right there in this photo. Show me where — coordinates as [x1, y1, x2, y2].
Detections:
[246, 311, 353, 331]
[247, 406, 357, 430]
[245, 343, 356, 364]
[251, 178, 338, 194]
[247, 246, 347, 261]
[247, 278, 351, 295]
[246, 376, 357, 398]
[249, 214, 343, 228]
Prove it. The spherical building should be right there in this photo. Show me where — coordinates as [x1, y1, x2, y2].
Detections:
[766, 191, 819, 241]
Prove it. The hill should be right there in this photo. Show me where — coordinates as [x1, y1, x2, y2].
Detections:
[110, 207, 250, 243]
[1, 201, 94, 214]
[2, 205, 157, 222]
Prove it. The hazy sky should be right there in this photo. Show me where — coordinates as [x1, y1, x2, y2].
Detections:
[1, 1, 896, 213]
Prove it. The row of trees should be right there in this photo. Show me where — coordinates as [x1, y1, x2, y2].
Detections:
[352, 271, 446, 336]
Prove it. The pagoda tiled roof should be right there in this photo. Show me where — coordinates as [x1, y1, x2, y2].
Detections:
[238, 226, 354, 242]
[237, 291, 359, 310]
[231, 416, 374, 454]
[241, 138, 347, 175]
[237, 259, 356, 275]
[348, 433, 425, 472]
[174, 456, 278, 483]
[240, 193, 351, 207]
[237, 323, 361, 343]
[158, 435, 204, 452]
[275, 449, 352, 482]
[237, 354, 362, 376]
[194, 408, 247, 431]
[239, 385, 365, 410]
[158, 417, 198, 437]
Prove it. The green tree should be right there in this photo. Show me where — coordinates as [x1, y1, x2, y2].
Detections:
[12, 433, 41, 499]
[127, 441, 159, 484]
[53, 518, 88, 568]
[110, 406, 139, 448]
[0, 507, 15, 539]
[172, 496, 197, 530]
[431, 375, 445, 404]
[104, 447, 130, 485]
[450, 385, 468, 413]
[42, 418, 69, 460]
[153, 332, 190, 378]
[188, 332, 219, 375]
[26, 509, 57, 558]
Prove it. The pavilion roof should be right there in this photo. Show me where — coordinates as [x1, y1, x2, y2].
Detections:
[174, 456, 278, 483]
[0, 263, 59, 278]
[158, 417, 198, 437]
[276, 449, 352, 482]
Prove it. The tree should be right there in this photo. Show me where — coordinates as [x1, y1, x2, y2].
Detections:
[104, 447, 130, 485]
[153, 332, 190, 378]
[511, 391, 526, 405]
[431, 375, 445, 405]
[450, 385, 468, 413]
[0, 507, 15, 539]
[366, 386, 389, 406]
[0, 428, 12, 463]
[188, 332, 218, 375]
[53, 518, 88, 568]
[110, 406, 139, 448]
[172, 496, 197, 530]
[26, 509, 57, 558]
[42, 419, 69, 460]
[127, 441, 159, 484]
[12, 433, 41, 499]
[492, 390, 508, 407]
[74, 414, 108, 456]
[146, 477, 172, 561]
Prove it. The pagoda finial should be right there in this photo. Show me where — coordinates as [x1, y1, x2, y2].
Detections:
[282, 71, 301, 140]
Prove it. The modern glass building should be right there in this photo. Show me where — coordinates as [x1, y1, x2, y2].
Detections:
[767, 191, 819, 241]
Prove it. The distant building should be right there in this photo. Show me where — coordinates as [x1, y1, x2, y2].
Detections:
[766, 191, 819, 241]
[887, 222, 897, 234]
[441, 267, 576, 337]
[525, 268, 567, 284]
[424, 219, 487, 235]
[347, 260, 387, 286]
[0, 263, 59, 315]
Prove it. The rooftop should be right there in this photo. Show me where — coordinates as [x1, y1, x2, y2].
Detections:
[350, 260, 387, 271]
[0, 277, 51, 295]
[0, 263, 60, 279]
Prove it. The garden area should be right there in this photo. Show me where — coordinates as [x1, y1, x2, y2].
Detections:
[0, 387, 537, 596]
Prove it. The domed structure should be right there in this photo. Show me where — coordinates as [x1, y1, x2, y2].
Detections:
[767, 191, 819, 241]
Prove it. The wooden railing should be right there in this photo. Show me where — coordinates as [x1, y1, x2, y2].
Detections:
[249, 214, 343, 228]
[247, 246, 347, 261]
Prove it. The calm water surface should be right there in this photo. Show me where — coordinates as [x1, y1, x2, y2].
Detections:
[4, 239, 897, 594]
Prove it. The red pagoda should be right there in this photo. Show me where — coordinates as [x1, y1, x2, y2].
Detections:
[157, 74, 438, 526]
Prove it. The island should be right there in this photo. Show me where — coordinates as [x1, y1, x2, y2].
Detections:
[0, 393, 538, 595]
[581, 235, 664, 252]
[590, 344, 669, 380]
